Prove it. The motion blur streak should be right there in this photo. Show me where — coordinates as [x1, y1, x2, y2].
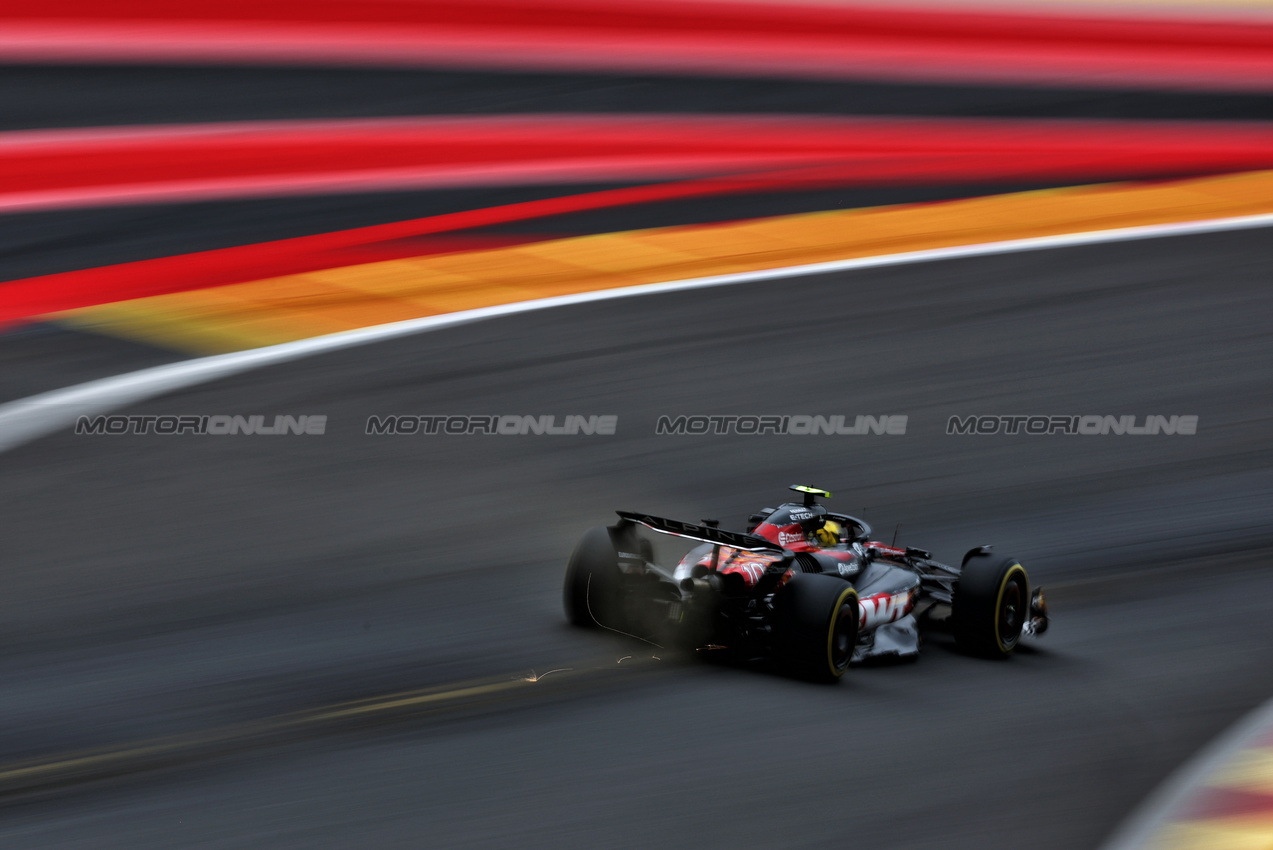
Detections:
[0, 664, 641, 797]
[5, 118, 1273, 326]
[7, 116, 1273, 214]
[4, 0, 1273, 846]
[41, 171, 1273, 352]
[1104, 697, 1273, 849]
[3, 208, 1268, 455]
[4, 0, 1273, 90]
[2, 228, 1272, 847]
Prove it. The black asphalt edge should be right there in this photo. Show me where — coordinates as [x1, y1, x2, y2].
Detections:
[4, 64, 1272, 131]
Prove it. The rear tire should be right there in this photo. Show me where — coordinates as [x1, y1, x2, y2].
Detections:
[772, 573, 859, 682]
[563, 526, 623, 629]
[952, 552, 1029, 657]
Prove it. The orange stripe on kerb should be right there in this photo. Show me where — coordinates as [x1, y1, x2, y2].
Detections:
[55, 170, 1273, 354]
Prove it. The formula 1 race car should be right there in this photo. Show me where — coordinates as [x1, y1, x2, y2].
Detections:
[563, 486, 1048, 681]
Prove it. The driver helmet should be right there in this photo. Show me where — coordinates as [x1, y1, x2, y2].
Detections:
[813, 520, 842, 548]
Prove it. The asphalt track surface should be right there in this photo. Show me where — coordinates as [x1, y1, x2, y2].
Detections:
[1, 227, 1271, 847]
[7, 65, 1273, 131]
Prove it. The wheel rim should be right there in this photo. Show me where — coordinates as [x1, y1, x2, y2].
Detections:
[998, 578, 1024, 648]
[829, 602, 855, 671]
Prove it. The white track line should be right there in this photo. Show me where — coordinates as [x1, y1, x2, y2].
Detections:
[2, 211, 1272, 454]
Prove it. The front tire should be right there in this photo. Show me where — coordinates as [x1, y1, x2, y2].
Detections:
[772, 573, 859, 682]
[952, 552, 1029, 657]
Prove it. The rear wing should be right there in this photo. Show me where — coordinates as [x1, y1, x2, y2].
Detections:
[615, 511, 784, 553]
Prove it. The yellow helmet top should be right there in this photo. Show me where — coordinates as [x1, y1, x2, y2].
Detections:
[814, 521, 842, 547]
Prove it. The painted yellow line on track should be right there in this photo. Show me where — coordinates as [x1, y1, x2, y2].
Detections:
[0, 658, 657, 798]
[1149, 817, 1273, 849]
[56, 170, 1273, 354]
[302, 679, 528, 723]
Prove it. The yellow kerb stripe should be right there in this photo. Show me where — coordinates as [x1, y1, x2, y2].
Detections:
[1147, 815, 1273, 850]
[55, 170, 1273, 354]
[1208, 748, 1273, 795]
